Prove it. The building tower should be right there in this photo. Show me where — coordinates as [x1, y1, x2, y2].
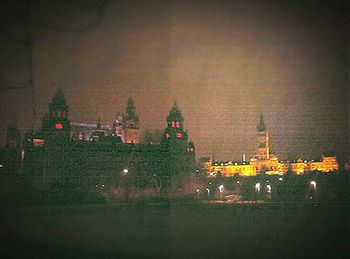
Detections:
[112, 111, 125, 142]
[250, 113, 279, 174]
[41, 89, 71, 142]
[90, 118, 105, 141]
[162, 103, 195, 174]
[257, 113, 269, 160]
[112, 98, 140, 144]
[162, 103, 188, 146]
[124, 98, 140, 144]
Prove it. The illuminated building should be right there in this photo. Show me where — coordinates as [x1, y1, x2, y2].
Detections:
[23, 92, 196, 188]
[71, 122, 111, 141]
[161, 103, 196, 171]
[112, 98, 140, 144]
[206, 160, 256, 177]
[90, 119, 105, 142]
[162, 103, 188, 144]
[250, 113, 279, 174]
[289, 155, 339, 174]
[321, 155, 339, 172]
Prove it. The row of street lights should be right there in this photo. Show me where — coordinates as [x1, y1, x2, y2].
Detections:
[197, 179, 317, 199]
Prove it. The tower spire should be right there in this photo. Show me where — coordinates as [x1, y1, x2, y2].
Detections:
[257, 112, 266, 132]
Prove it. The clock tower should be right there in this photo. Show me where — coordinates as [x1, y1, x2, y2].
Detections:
[41, 89, 71, 143]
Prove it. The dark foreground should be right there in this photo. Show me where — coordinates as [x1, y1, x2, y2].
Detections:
[0, 202, 348, 259]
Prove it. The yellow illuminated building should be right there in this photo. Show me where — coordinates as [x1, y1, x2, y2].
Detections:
[290, 156, 339, 174]
[206, 160, 256, 177]
[249, 113, 280, 175]
[203, 113, 339, 177]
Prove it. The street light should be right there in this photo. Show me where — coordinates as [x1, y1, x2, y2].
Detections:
[122, 168, 128, 176]
[205, 187, 210, 199]
[218, 184, 224, 198]
[266, 184, 272, 193]
[310, 180, 316, 190]
[255, 183, 261, 193]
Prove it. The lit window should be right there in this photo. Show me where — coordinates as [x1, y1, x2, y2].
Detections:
[171, 121, 175, 128]
[55, 123, 63, 129]
[166, 133, 170, 139]
[176, 121, 180, 127]
[176, 133, 182, 138]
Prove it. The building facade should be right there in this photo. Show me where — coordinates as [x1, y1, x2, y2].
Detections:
[250, 113, 279, 174]
[204, 113, 339, 177]
[23, 90, 196, 189]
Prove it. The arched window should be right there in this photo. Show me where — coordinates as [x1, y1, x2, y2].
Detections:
[171, 121, 175, 128]
[176, 121, 180, 127]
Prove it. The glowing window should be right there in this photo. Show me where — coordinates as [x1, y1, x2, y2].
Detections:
[176, 133, 182, 138]
[55, 123, 63, 129]
[171, 121, 175, 128]
[176, 121, 180, 127]
[166, 133, 170, 139]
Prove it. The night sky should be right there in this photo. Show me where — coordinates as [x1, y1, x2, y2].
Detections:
[0, 0, 348, 163]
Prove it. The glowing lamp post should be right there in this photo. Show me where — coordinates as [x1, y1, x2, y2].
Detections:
[266, 184, 272, 193]
[205, 187, 210, 199]
[218, 184, 224, 198]
[122, 168, 129, 176]
[310, 180, 316, 191]
[255, 183, 261, 193]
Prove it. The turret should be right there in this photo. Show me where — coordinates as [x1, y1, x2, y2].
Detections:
[41, 89, 71, 143]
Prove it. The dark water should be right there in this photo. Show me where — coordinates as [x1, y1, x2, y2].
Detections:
[0, 202, 348, 259]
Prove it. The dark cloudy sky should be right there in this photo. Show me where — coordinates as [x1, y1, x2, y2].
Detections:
[0, 0, 348, 163]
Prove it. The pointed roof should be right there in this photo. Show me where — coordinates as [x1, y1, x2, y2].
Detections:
[257, 112, 266, 132]
[52, 88, 66, 105]
[49, 88, 68, 111]
[167, 103, 183, 122]
[125, 97, 139, 121]
[96, 118, 101, 129]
